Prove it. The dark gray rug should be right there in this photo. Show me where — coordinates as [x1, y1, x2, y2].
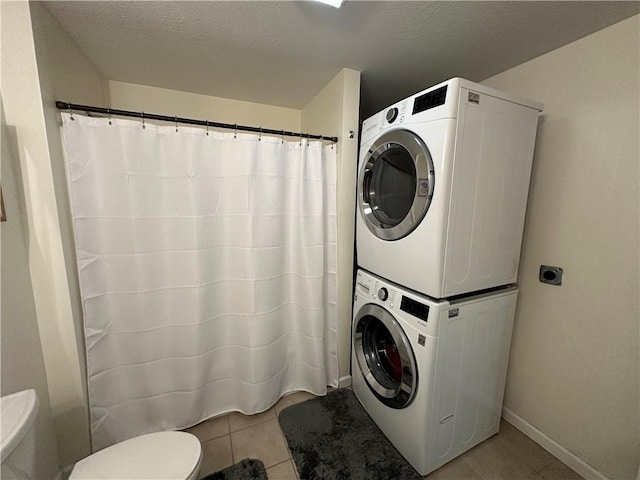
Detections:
[201, 458, 267, 480]
[278, 389, 422, 480]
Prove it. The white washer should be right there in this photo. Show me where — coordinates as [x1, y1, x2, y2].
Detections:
[351, 269, 518, 476]
[357, 78, 543, 298]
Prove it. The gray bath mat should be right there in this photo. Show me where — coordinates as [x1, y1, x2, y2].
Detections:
[201, 458, 267, 480]
[278, 388, 422, 480]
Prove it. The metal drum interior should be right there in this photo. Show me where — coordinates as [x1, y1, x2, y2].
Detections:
[353, 303, 418, 409]
[358, 129, 435, 241]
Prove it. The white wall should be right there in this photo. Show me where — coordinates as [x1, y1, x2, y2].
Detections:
[301, 68, 361, 383]
[483, 15, 639, 480]
[106, 80, 301, 131]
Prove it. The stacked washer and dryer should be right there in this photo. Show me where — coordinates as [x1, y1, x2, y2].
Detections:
[351, 78, 543, 476]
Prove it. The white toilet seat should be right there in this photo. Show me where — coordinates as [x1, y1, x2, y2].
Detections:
[69, 431, 202, 480]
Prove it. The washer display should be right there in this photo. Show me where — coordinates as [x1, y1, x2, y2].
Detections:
[356, 78, 543, 298]
[352, 269, 519, 476]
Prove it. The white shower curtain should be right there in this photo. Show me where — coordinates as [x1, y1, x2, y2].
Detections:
[60, 113, 338, 451]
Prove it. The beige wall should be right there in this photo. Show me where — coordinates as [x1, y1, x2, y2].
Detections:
[7, 2, 637, 477]
[483, 15, 639, 480]
[30, 1, 107, 463]
[1, 0, 105, 466]
[1, 100, 61, 478]
[106, 80, 301, 131]
[301, 68, 361, 383]
[0, 0, 78, 472]
[6, 4, 353, 465]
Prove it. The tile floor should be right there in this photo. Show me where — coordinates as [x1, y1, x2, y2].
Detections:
[185, 391, 584, 480]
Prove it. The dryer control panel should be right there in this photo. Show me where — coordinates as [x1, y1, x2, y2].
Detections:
[359, 78, 465, 146]
[378, 100, 409, 131]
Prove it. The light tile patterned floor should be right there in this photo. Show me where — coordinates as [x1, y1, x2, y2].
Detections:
[185, 391, 315, 479]
[185, 391, 583, 480]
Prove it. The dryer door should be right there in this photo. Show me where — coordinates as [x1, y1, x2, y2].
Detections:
[358, 129, 435, 241]
[353, 303, 418, 409]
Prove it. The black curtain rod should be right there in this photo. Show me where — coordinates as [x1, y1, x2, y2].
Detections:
[56, 101, 338, 143]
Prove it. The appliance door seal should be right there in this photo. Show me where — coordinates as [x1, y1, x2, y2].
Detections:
[353, 303, 418, 409]
[358, 129, 435, 241]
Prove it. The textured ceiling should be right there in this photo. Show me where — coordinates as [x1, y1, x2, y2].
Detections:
[44, 1, 639, 119]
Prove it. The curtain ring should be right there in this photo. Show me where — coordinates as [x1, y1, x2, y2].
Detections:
[68, 103, 74, 121]
[141, 111, 145, 129]
[175, 115, 178, 132]
[205, 120, 209, 136]
[281, 130, 285, 144]
[299, 132, 303, 146]
[258, 127, 262, 142]
[234, 124, 237, 139]
[107, 108, 112, 125]
[306, 133, 310, 146]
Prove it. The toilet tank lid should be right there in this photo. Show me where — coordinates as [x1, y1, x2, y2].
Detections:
[70, 431, 202, 480]
[1, 389, 39, 463]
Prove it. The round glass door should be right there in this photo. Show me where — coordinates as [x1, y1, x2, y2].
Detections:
[353, 304, 418, 409]
[358, 129, 435, 241]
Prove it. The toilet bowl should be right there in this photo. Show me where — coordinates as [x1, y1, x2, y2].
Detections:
[69, 431, 202, 480]
[1, 389, 201, 480]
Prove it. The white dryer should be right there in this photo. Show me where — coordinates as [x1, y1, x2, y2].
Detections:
[356, 78, 543, 298]
[351, 269, 518, 476]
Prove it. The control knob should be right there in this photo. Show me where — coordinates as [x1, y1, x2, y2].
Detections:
[386, 107, 398, 123]
[378, 287, 389, 301]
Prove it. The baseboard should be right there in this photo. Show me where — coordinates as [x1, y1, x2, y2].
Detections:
[338, 375, 352, 388]
[501, 407, 609, 480]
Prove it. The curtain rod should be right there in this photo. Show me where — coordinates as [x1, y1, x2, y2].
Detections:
[55, 101, 339, 143]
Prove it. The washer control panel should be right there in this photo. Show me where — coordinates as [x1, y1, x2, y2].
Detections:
[354, 271, 396, 307]
[355, 272, 373, 296]
[355, 270, 435, 335]
[373, 281, 397, 308]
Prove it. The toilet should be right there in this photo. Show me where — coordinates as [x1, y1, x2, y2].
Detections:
[1, 389, 202, 480]
[69, 431, 202, 480]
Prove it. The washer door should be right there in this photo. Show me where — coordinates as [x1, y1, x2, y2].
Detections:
[353, 304, 418, 409]
[358, 129, 435, 241]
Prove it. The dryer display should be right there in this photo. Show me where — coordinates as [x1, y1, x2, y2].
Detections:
[413, 85, 448, 114]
